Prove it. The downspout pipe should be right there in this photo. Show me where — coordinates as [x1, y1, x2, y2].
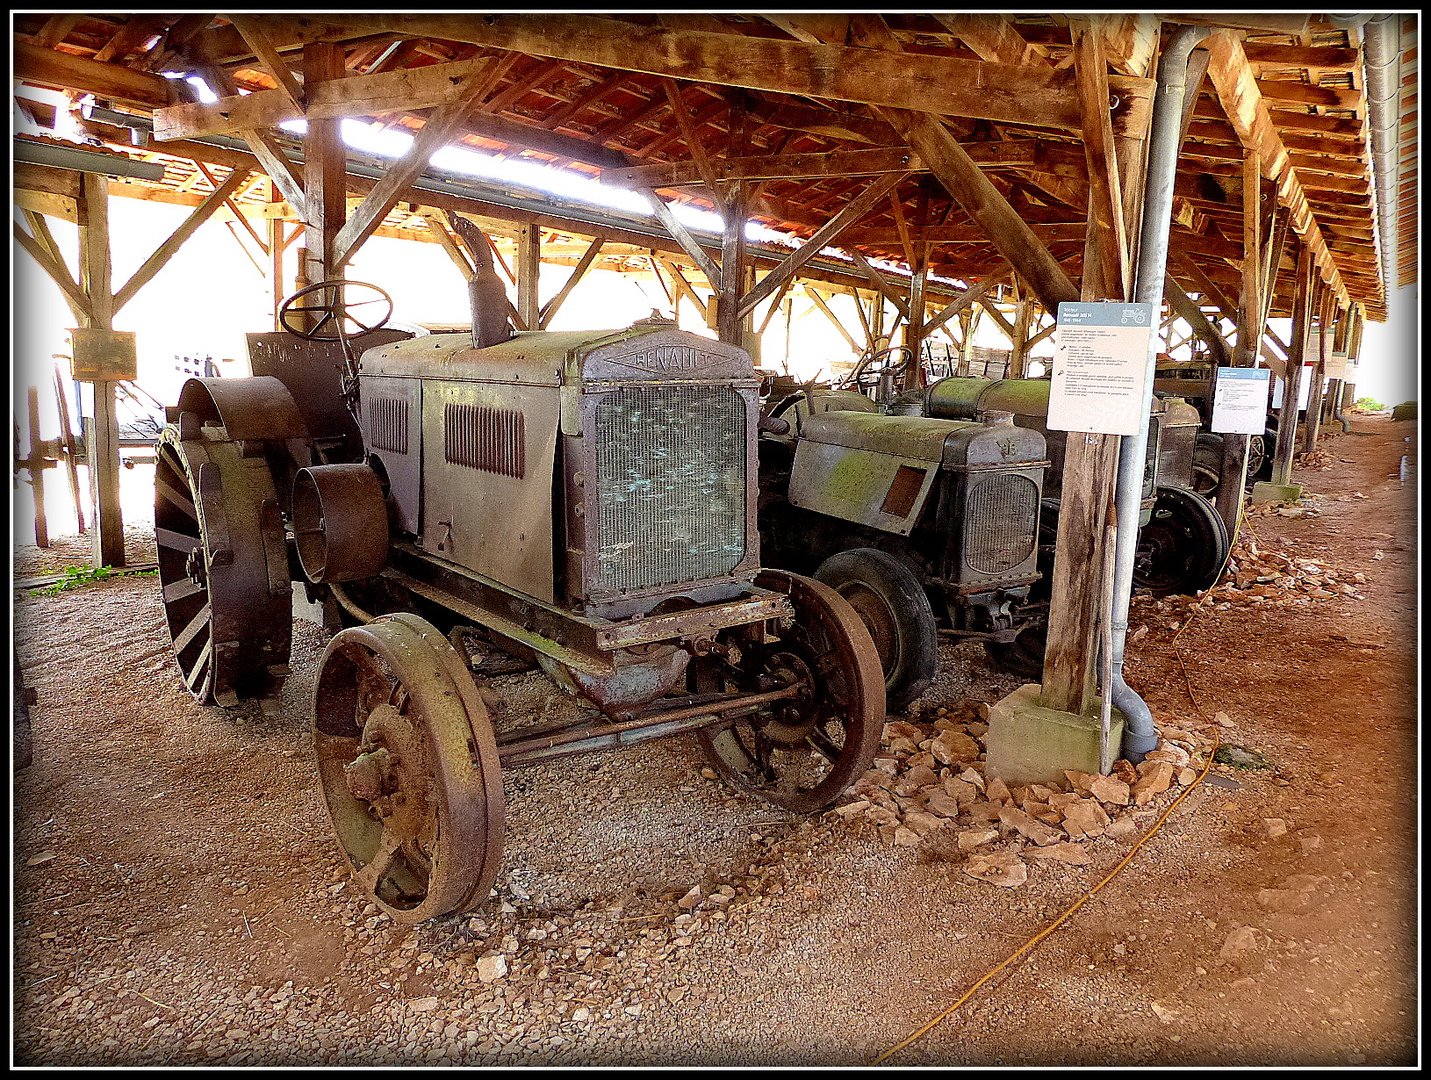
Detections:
[1361, 15, 1401, 300]
[1329, 13, 1399, 298]
[1107, 24, 1211, 762]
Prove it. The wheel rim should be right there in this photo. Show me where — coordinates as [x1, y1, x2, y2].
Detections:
[154, 429, 291, 706]
[313, 615, 503, 923]
[833, 582, 900, 673]
[695, 570, 884, 813]
[1191, 460, 1221, 497]
[1132, 488, 1224, 595]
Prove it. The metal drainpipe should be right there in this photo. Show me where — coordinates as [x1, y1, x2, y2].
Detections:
[1106, 24, 1211, 762]
[1359, 15, 1402, 299]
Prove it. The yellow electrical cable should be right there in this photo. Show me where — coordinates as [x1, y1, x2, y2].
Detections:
[873, 580, 1226, 1066]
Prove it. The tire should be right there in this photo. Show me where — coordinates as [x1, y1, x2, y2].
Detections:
[1132, 486, 1231, 596]
[1246, 433, 1270, 482]
[813, 548, 937, 712]
[1192, 433, 1224, 498]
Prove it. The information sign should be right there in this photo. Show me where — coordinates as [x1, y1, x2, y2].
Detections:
[1046, 302, 1157, 435]
[1209, 366, 1273, 435]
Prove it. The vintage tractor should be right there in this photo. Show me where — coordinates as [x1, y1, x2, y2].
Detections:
[1153, 358, 1275, 496]
[153, 274, 884, 924]
[755, 385, 1050, 711]
[922, 375, 1230, 673]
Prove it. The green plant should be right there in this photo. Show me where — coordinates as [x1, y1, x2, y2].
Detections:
[28, 565, 155, 597]
[1352, 396, 1385, 412]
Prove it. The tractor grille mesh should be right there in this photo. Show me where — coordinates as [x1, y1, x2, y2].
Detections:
[593, 385, 747, 592]
[964, 472, 1040, 576]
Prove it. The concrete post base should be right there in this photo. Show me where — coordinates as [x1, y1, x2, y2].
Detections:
[1250, 480, 1304, 504]
[984, 683, 1127, 785]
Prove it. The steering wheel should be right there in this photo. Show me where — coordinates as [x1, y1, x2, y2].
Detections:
[278, 279, 394, 342]
[841, 345, 913, 392]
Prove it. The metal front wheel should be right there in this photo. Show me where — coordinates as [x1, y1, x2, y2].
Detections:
[312, 613, 504, 924]
[813, 548, 936, 712]
[694, 570, 885, 813]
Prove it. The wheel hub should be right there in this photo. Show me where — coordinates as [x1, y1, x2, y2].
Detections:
[751, 651, 818, 746]
[343, 745, 397, 802]
[184, 547, 207, 587]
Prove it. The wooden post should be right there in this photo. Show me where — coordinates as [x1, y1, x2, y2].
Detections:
[78, 170, 125, 568]
[1302, 288, 1335, 452]
[301, 42, 346, 289]
[1213, 149, 1266, 538]
[1039, 201, 1123, 717]
[1271, 242, 1313, 486]
[717, 181, 748, 346]
[1007, 296, 1033, 378]
[516, 222, 541, 330]
[903, 257, 928, 386]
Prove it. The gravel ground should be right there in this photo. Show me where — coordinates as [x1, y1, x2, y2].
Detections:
[11, 417, 1419, 1067]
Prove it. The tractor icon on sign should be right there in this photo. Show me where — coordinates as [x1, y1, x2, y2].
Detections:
[1121, 307, 1148, 325]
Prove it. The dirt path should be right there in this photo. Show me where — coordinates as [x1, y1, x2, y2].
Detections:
[11, 415, 1417, 1066]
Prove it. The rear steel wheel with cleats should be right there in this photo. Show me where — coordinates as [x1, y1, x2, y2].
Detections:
[154, 425, 291, 706]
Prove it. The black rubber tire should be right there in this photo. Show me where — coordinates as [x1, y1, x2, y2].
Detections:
[813, 548, 937, 712]
[1246, 432, 1271, 482]
[1132, 485, 1231, 596]
[1192, 433, 1224, 498]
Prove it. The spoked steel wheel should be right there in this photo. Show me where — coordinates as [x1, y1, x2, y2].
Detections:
[313, 613, 504, 924]
[154, 426, 291, 705]
[1132, 485, 1231, 596]
[694, 570, 884, 813]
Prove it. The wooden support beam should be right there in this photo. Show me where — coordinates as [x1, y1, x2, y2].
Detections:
[653, 255, 713, 324]
[1203, 30, 1350, 312]
[14, 219, 93, 323]
[1271, 242, 1314, 485]
[227, 14, 307, 111]
[113, 167, 253, 313]
[516, 222, 542, 330]
[14, 40, 172, 108]
[420, 213, 474, 277]
[237, 128, 306, 218]
[77, 171, 125, 568]
[919, 267, 1009, 337]
[330, 13, 1153, 134]
[845, 248, 910, 321]
[1164, 279, 1231, 365]
[608, 145, 926, 189]
[1040, 201, 1121, 717]
[802, 285, 862, 355]
[1073, 21, 1130, 299]
[333, 61, 494, 268]
[1302, 288, 1335, 452]
[301, 42, 347, 286]
[933, 14, 1047, 67]
[736, 171, 905, 321]
[717, 182, 749, 345]
[539, 236, 605, 328]
[661, 78, 726, 207]
[876, 107, 1081, 314]
[636, 188, 722, 291]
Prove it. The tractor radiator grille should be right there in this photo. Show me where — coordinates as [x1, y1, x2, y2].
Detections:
[964, 472, 1040, 576]
[593, 384, 747, 592]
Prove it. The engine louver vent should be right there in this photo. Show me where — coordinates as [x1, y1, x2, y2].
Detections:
[444, 403, 525, 478]
[593, 385, 747, 592]
[965, 473, 1039, 576]
[367, 396, 409, 454]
